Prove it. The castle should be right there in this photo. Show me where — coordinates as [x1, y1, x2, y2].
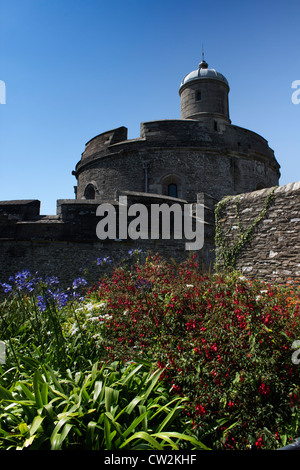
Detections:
[1, 59, 299, 287]
[73, 59, 280, 203]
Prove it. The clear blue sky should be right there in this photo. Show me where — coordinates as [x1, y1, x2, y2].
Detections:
[1, 0, 299, 214]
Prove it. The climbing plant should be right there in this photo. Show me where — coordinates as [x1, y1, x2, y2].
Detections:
[214, 187, 277, 272]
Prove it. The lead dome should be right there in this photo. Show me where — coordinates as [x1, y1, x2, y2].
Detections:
[180, 60, 229, 88]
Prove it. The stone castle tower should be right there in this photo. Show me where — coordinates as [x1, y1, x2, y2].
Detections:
[1, 58, 290, 289]
[73, 59, 280, 203]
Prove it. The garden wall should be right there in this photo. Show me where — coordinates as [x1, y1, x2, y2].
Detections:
[215, 181, 300, 284]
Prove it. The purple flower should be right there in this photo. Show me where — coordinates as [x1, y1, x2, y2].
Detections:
[45, 276, 60, 286]
[72, 277, 88, 289]
[37, 294, 47, 312]
[128, 249, 142, 256]
[8, 270, 37, 292]
[37, 289, 69, 311]
[0, 282, 12, 293]
[97, 257, 112, 266]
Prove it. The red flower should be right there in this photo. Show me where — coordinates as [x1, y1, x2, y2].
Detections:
[255, 437, 263, 449]
[195, 404, 206, 415]
[258, 383, 270, 395]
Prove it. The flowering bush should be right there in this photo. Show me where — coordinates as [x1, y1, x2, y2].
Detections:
[86, 253, 300, 450]
[0, 271, 89, 371]
[0, 253, 299, 450]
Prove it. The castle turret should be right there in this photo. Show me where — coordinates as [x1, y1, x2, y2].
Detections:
[179, 59, 230, 130]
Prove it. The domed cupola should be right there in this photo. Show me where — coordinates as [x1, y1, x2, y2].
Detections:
[179, 59, 231, 127]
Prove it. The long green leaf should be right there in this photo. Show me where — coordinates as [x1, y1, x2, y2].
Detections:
[119, 363, 144, 386]
[41, 382, 49, 406]
[120, 431, 164, 450]
[125, 395, 143, 415]
[29, 415, 45, 436]
[120, 410, 149, 440]
[152, 397, 186, 432]
[92, 381, 103, 404]
[44, 365, 65, 395]
[0, 385, 13, 400]
[18, 383, 35, 401]
[105, 386, 119, 413]
[152, 431, 210, 450]
[33, 371, 43, 409]
[50, 416, 72, 449]
[103, 414, 112, 450]
[139, 368, 162, 404]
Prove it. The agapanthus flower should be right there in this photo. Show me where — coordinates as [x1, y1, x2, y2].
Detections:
[97, 257, 112, 266]
[128, 248, 142, 256]
[72, 277, 88, 289]
[8, 270, 38, 292]
[0, 282, 12, 293]
[37, 288, 69, 312]
[45, 276, 60, 286]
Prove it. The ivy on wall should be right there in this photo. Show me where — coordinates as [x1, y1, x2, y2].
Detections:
[214, 186, 277, 272]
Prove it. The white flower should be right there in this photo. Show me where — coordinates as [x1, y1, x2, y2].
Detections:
[95, 302, 107, 309]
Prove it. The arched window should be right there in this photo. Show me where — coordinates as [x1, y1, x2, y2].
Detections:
[84, 184, 96, 200]
[160, 174, 182, 199]
[168, 183, 177, 198]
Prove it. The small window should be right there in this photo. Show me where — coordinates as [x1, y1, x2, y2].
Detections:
[196, 91, 202, 101]
[168, 183, 177, 198]
[84, 184, 96, 200]
[214, 121, 218, 131]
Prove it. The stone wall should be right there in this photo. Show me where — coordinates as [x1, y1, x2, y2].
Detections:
[2, 182, 299, 289]
[74, 121, 280, 203]
[0, 193, 216, 288]
[215, 182, 300, 284]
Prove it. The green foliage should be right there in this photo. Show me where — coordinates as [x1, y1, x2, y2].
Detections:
[0, 360, 207, 450]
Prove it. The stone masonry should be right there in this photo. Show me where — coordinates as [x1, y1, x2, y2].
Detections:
[214, 182, 300, 284]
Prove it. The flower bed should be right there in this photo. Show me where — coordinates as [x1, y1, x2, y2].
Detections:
[0, 252, 299, 450]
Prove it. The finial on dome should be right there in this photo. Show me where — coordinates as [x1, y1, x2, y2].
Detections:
[199, 60, 208, 69]
[199, 43, 208, 69]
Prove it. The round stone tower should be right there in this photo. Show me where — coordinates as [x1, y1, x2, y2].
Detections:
[73, 58, 280, 204]
[179, 59, 230, 131]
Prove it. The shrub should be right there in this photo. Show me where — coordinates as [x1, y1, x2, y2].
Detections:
[86, 254, 300, 450]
